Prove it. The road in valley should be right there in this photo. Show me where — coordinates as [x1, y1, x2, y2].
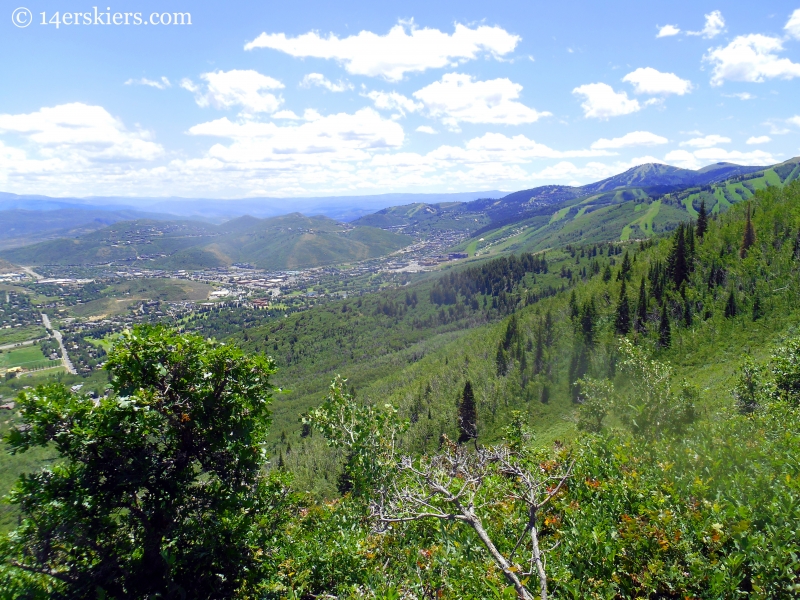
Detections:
[41, 313, 77, 375]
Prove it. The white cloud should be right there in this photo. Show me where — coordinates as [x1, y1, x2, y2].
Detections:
[622, 67, 692, 95]
[0, 103, 163, 162]
[187, 108, 404, 161]
[572, 83, 640, 119]
[746, 135, 771, 144]
[366, 91, 423, 116]
[656, 24, 681, 38]
[705, 35, 800, 86]
[789, 115, 800, 127]
[665, 147, 774, 169]
[300, 73, 352, 92]
[245, 21, 520, 81]
[125, 76, 171, 90]
[680, 134, 731, 148]
[591, 131, 668, 149]
[688, 10, 725, 38]
[416, 125, 438, 134]
[529, 157, 661, 182]
[723, 92, 755, 100]
[182, 70, 284, 114]
[413, 73, 550, 126]
[786, 9, 800, 40]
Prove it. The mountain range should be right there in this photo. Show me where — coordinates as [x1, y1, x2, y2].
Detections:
[2, 158, 798, 270]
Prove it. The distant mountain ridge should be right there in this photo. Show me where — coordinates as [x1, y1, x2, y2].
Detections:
[0, 213, 411, 270]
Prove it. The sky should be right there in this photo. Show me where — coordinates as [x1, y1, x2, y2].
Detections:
[1, 0, 800, 200]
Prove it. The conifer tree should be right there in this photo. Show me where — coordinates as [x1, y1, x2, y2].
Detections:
[634, 277, 648, 334]
[696, 199, 708, 239]
[614, 279, 631, 335]
[617, 251, 632, 281]
[544, 310, 554, 347]
[602, 264, 612, 282]
[458, 380, 478, 443]
[668, 224, 689, 287]
[568, 290, 579, 320]
[683, 301, 693, 327]
[740, 202, 756, 258]
[658, 303, 671, 348]
[752, 294, 763, 321]
[496, 342, 508, 376]
[580, 297, 598, 347]
[725, 288, 738, 318]
[540, 384, 550, 404]
[686, 222, 696, 263]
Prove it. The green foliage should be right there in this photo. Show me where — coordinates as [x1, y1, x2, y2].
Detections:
[304, 376, 408, 497]
[770, 337, 800, 405]
[1, 325, 294, 599]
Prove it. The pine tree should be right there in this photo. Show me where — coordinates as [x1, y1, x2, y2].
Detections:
[634, 276, 648, 334]
[740, 202, 756, 258]
[686, 222, 696, 264]
[725, 289, 738, 318]
[540, 384, 550, 404]
[658, 303, 671, 348]
[617, 251, 632, 281]
[458, 380, 478, 443]
[602, 264, 612, 282]
[614, 279, 631, 335]
[496, 342, 508, 376]
[580, 297, 598, 347]
[277, 450, 285, 470]
[544, 310, 554, 347]
[568, 290, 579, 320]
[696, 199, 708, 239]
[668, 224, 688, 287]
[752, 294, 763, 321]
[683, 301, 693, 327]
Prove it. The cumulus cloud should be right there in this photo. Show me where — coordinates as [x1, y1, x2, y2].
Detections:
[366, 91, 423, 116]
[788, 115, 800, 128]
[665, 147, 774, 169]
[0, 103, 163, 162]
[572, 83, 640, 119]
[656, 25, 681, 38]
[416, 125, 438, 134]
[245, 21, 520, 81]
[623, 67, 692, 95]
[746, 135, 771, 144]
[412, 73, 550, 127]
[187, 107, 404, 161]
[688, 10, 725, 38]
[300, 73, 352, 92]
[786, 9, 800, 40]
[125, 76, 171, 90]
[680, 134, 731, 148]
[591, 131, 668, 149]
[705, 35, 800, 86]
[181, 70, 284, 114]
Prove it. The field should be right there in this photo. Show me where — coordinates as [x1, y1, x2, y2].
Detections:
[0, 325, 46, 347]
[0, 344, 60, 372]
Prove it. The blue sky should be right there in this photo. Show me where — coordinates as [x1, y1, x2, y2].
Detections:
[2, 0, 799, 199]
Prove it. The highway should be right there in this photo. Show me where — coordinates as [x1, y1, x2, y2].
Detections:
[41, 313, 77, 375]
